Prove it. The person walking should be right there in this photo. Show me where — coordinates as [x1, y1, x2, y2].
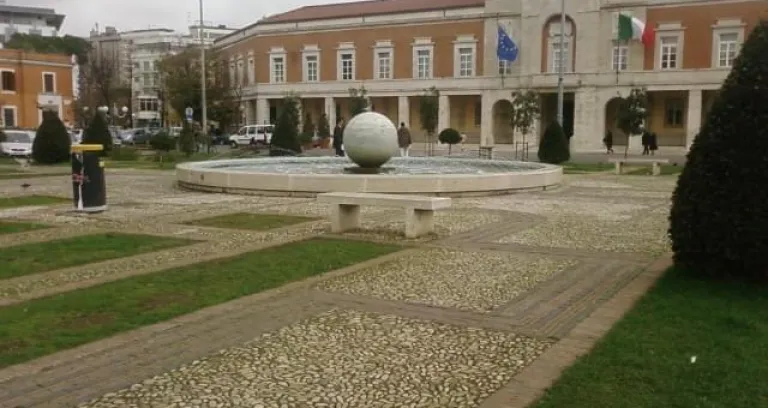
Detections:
[603, 130, 614, 154]
[333, 118, 345, 157]
[649, 132, 658, 156]
[397, 122, 412, 157]
[641, 131, 651, 155]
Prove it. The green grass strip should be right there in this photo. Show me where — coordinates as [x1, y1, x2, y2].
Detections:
[0, 238, 400, 368]
[0, 233, 195, 280]
[185, 212, 318, 231]
[534, 268, 768, 408]
[0, 221, 48, 235]
[0, 195, 69, 208]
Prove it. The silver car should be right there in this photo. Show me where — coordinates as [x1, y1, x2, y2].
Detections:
[1, 130, 35, 156]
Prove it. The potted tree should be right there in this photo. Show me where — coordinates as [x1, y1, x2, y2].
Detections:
[317, 112, 331, 149]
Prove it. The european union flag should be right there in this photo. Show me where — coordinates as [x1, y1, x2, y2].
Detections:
[497, 25, 518, 62]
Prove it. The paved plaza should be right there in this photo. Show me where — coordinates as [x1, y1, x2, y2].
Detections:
[0, 167, 674, 407]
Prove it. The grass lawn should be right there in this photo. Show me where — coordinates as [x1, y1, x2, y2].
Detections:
[0, 195, 69, 209]
[534, 268, 768, 408]
[626, 164, 685, 176]
[0, 221, 48, 235]
[185, 212, 318, 231]
[0, 172, 65, 180]
[0, 233, 195, 280]
[563, 162, 614, 174]
[0, 238, 400, 368]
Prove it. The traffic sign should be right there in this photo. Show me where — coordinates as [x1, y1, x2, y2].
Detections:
[185, 107, 194, 121]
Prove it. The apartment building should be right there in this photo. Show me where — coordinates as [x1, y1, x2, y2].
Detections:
[0, 49, 74, 129]
[0, 2, 64, 44]
[215, 0, 767, 152]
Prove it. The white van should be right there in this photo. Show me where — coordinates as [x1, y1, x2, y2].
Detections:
[229, 124, 274, 147]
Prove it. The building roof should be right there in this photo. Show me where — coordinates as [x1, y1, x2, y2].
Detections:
[0, 4, 65, 30]
[261, 0, 485, 24]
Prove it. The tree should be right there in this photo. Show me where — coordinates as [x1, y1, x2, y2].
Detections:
[348, 86, 369, 117]
[669, 20, 768, 282]
[616, 87, 649, 158]
[317, 113, 331, 139]
[302, 112, 315, 137]
[438, 128, 462, 155]
[79, 54, 132, 119]
[158, 48, 242, 131]
[81, 111, 112, 153]
[178, 121, 196, 157]
[6, 33, 91, 63]
[509, 90, 540, 143]
[32, 111, 71, 164]
[538, 121, 570, 164]
[270, 95, 301, 156]
[149, 130, 176, 153]
[419, 86, 440, 152]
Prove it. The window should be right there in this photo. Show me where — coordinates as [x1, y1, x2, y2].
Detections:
[271, 56, 285, 83]
[551, 39, 570, 73]
[376, 51, 391, 79]
[416, 49, 432, 79]
[142, 73, 150, 85]
[717, 33, 739, 68]
[340, 53, 354, 80]
[143, 61, 150, 71]
[1, 70, 15, 92]
[664, 99, 684, 127]
[305, 55, 318, 82]
[458, 47, 474, 77]
[660, 36, 678, 69]
[612, 45, 628, 71]
[2, 106, 16, 127]
[138, 98, 159, 112]
[498, 60, 512, 75]
[42, 72, 55, 94]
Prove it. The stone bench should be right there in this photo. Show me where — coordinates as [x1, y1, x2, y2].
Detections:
[609, 158, 670, 176]
[317, 192, 452, 238]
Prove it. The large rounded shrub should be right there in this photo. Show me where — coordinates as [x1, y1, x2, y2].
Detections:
[81, 111, 112, 154]
[537, 121, 570, 164]
[32, 110, 71, 164]
[669, 21, 768, 282]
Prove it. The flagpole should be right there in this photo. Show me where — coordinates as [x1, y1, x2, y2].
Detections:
[615, 10, 621, 85]
[497, 14, 505, 88]
[556, 0, 565, 126]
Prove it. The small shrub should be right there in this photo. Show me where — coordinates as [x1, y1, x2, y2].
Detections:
[299, 132, 313, 147]
[149, 130, 176, 153]
[538, 121, 570, 164]
[0, 129, 6, 143]
[109, 146, 140, 161]
[438, 128, 462, 155]
[178, 121, 196, 157]
[32, 110, 71, 164]
[81, 111, 112, 154]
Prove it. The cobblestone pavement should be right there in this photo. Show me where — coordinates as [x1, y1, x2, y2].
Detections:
[0, 168, 674, 408]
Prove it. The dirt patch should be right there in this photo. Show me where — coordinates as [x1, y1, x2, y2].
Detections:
[55, 312, 117, 330]
[139, 292, 195, 311]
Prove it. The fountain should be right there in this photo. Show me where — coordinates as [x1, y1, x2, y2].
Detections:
[177, 112, 562, 197]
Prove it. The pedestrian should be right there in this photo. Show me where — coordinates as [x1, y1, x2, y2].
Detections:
[603, 130, 614, 154]
[641, 131, 651, 155]
[397, 122, 412, 157]
[333, 118, 345, 157]
[649, 132, 658, 156]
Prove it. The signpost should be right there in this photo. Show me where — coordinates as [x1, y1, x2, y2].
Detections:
[185, 107, 194, 122]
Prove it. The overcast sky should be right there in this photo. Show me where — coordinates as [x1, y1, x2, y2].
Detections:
[18, 0, 355, 36]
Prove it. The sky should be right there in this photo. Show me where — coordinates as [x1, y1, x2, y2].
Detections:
[17, 0, 357, 37]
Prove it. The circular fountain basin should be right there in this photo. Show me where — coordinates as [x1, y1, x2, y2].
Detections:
[176, 157, 562, 197]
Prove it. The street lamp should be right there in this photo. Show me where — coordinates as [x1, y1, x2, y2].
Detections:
[199, 0, 208, 138]
[98, 105, 129, 128]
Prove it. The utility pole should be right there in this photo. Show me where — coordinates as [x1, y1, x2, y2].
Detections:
[199, 0, 208, 139]
[556, 0, 565, 126]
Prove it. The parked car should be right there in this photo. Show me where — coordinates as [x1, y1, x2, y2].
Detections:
[1, 130, 35, 157]
[70, 129, 83, 145]
[120, 128, 152, 145]
[229, 124, 274, 147]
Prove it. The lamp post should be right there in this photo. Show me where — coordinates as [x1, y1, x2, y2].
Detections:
[199, 0, 208, 138]
[556, 0, 565, 126]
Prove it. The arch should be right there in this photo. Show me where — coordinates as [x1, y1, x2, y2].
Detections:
[604, 97, 628, 146]
[492, 99, 514, 144]
[540, 14, 577, 73]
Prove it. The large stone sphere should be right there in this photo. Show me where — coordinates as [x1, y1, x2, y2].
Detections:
[343, 112, 398, 168]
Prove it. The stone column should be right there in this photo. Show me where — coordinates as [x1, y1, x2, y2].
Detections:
[438, 94, 450, 133]
[256, 98, 269, 125]
[571, 87, 603, 152]
[686, 89, 702, 151]
[397, 96, 409, 127]
[243, 100, 255, 125]
[324, 96, 336, 127]
[480, 92, 494, 146]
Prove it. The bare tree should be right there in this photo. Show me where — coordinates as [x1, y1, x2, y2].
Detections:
[79, 54, 131, 119]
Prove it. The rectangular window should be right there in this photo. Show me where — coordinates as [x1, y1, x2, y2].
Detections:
[377, 51, 391, 79]
[1, 71, 16, 91]
[717, 33, 739, 68]
[2, 107, 15, 127]
[660, 36, 678, 69]
[237, 61, 244, 86]
[42, 73, 56, 94]
[139, 99, 159, 112]
[142, 73, 150, 85]
[271, 56, 285, 83]
[498, 60, 512, 75]
[340, 53, 354, 80]
[458, 47, 474, 77]
[551, 40, 570, 73]
[416, 49, 431, 79]
[305, 55, 318, 82]
[612, 45, 628, 71]
[143, 61, 150, 71]
[664, 99, 684, 127]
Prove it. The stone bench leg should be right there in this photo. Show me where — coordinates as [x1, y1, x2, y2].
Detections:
[405, 208, 435, 238]
[330, 204, 361, 233]
[652, 162, 661, 176]
[614, 161, 623, 175]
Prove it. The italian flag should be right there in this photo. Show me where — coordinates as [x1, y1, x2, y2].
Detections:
[618, 13, 654, 48]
